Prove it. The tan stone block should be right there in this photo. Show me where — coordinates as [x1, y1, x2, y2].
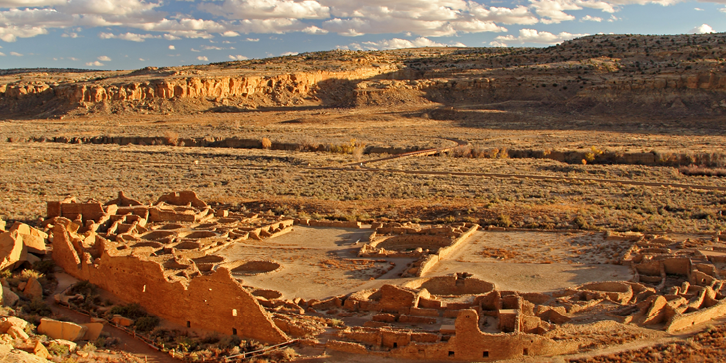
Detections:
[38, 318, 88, 341]
[0, 317, 29, 333]
[80, 323, 103, 341]
[33, 341, 50, 359]
[8, 325, 29, 340]
[0, 230, 25, 270]
[110, 315, 133, 327]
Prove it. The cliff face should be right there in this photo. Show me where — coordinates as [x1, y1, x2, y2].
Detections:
[2, 33, 726, 118]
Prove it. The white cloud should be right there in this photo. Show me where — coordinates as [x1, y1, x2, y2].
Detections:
[0, 52, 5, 56]
[302, 25, 328, 34]
[720, 7, 726, 13]
[689, 23, 713, 34]
[168, 44, 174, 49]
[200, 0, 330, 20]
[197, 55, 208, 61]
[494, 28, 588, 45]
[581, 15, 602, 21]
[139, 57, 145, 61]
[99, 32, 160, 42]
[97, 55, 111, 61]
[694, 7, 703, 10]
[245, 37, 259, 42]
[68, 56, 77, 60]
[229, 54, 247, 60]
[10, 51, 21, 56]
[0, 0, 65, 7]
[489, 40, 508, 47]
[61, 32, 78, 38]
[86, 60, 103, 66]
[280, 51, 298, 56]
[467, 3, 539, 25]
[358, 36, 447, 50]
[221, 30, 239, 37]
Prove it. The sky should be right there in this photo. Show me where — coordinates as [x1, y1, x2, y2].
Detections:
[0, 0, 724, 70]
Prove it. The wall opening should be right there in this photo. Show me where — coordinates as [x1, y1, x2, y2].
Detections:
[448, 351, 455, 357]
[523, 348, 529, 355]
[393, 342, 398, 348]
[232, 328, 237, 336]
[186, 321, 191, 328]
[483, 351, 489, 357]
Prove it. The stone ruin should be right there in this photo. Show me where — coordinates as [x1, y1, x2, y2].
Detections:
[45, 191, 296, 343]
[359, 222, 479, 277]
[39, 191, 726, 361]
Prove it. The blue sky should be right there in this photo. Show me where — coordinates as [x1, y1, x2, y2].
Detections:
[0, 0, 724, 70]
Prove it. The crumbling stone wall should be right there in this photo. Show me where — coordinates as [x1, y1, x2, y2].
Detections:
[51, 218, 288, 343]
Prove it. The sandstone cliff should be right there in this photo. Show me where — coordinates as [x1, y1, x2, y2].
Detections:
[1, 33, 725, 118]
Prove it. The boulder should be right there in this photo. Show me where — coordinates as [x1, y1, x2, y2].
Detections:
[38, 318, 88, 342]
[1, 348, 50, 363]
[80, 323, 104, 341]
[7, 325, 29, 340]
[33, 341, 50, 359]
[0, 218, 5, 231]
[110, 315, 133, 327]
[0, 317, 29, 333]
[23, 277, 43, 300]
[0, 230, 26, 270]
[51, 339, 77, 352]
[9, 223, 47, 255]
[3, 286, 19, 306]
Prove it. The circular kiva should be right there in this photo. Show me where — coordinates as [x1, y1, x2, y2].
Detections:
[250, 289, 283, 300]
[231, 260, 281, 275]
[405, 275, 495, 296]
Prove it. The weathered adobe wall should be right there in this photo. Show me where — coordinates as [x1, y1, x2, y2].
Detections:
[51, 219, 288, 343]
[417, 225, 479, 277]
[330, 309, 577, 361]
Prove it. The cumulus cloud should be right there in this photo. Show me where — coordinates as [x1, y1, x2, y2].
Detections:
[494, 28, 588, 45]
[228, 54, 247, 60]
[200, 0, 330, 19]
[581, 15, 602, 21]
[489, 40, 508, 47]
[358, 36, 448, 50]
[245, 37, 259, 41]
[97, 55, 111, 61]
[280, 51, 298, 56]
[10, 51, 21, 56]
[86, 60, 103, 66]
[61, 32, 79, 38]
[221, 30, 239, 37]
[0, 0, 65, 7]
[168, 44, 174, 49]
[99, 32, 160, 42]
[0, 52, 4, 56]
[197, 55, 208, 61]
[302, 25, 327, 34]
[689, 23, 713, 34]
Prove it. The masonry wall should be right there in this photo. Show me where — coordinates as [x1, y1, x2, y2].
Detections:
[51, 221, 288, 343]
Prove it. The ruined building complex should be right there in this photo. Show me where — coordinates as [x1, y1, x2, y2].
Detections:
[44, 191, 726, 361]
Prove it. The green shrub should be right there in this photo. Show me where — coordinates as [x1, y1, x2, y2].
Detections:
[134, 316, 160, 332]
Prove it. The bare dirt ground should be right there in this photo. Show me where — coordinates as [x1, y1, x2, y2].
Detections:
[423, 231, 633, 293]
